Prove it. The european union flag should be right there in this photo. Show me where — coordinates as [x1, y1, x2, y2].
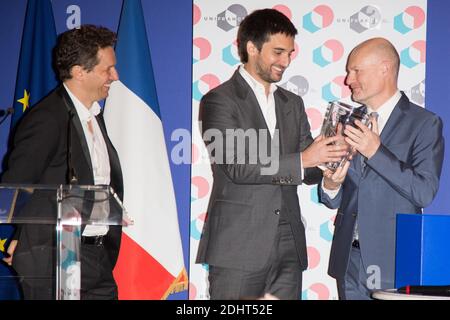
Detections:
[1, 0, 57, 300]
[11, 0, 58, 128]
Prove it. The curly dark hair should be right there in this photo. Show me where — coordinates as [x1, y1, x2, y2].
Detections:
[53, 25, 117, 81]
[237, 9, 297, 63]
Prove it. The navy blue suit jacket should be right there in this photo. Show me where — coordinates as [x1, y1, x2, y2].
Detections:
[320, 93, 444, 289]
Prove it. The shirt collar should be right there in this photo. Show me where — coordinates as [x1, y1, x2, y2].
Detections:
[63, 83, 101, 122]
[239, 65, 277, 95]
[367, 90, 401, 120]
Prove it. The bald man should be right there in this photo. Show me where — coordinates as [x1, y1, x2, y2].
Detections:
[319, 38, 444, 299]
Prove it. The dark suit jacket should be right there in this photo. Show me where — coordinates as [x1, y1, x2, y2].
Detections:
[319, 93, 444, 289]
[1, 85, 123, 284]
[196, 70, 321, 271]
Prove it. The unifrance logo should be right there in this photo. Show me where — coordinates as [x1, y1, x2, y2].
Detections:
[394, 6, 425, 34]
[281, 75, 309, 97]
[193, 74, 221, 101]
[350, 5, 381, 33]
[322, 76, 351, 101]
[217, 4, 247, 32]
[313, 39, 344, 67]
[400, 40, 426, 68]
[193, 37, 211, 64]
[302, 283, 330, 300]
[410, 80, 425, 105]
[303, 5, 334, 33]
[222, 40, 240, 66]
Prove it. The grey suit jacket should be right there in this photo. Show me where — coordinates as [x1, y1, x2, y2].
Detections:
[319, 93, 444, 289]
[196, 70, 321, 271]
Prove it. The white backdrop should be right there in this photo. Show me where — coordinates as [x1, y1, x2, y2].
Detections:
[190, 0, 427, 300]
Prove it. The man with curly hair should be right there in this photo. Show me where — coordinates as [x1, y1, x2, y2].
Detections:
[1, 25, 123, 300]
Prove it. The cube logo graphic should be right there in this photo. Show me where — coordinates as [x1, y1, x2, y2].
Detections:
[411, 80, 425, 105]
[190, 212, 207, 241]
[217, 4, 247, 32]
[320, 217, 334, 242]
[394, 6, 425, 34]
[350, 5, 381, 33]
[303, 5, 334, 33]
[400, 40, 426, 68]
[322, 75, 351, 101]
[313, 39, 344, 67]
[193, 37, 211, 64]
[281, 75, 309, 97]
[302, 283, 330, 300]
[193, 74, 221, 101]
[222, 41, 240, 66]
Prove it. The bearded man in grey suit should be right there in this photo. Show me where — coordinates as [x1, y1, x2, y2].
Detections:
[196, 8, 348, 300]
[320, 38, 444, 300]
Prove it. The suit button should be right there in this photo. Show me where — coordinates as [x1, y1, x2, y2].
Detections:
[274, 209, 280, 215]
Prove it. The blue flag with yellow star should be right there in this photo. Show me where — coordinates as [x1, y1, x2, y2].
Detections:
[11, 0, 58, 128]
[2, 0, 57, 300]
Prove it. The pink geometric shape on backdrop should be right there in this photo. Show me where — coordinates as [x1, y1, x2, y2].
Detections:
[193, 37, 211, 60]
[405, 6, 425, 28]
[273, 4, 292, 20]
[412, 40, 426, 62]
[305, 107, 323, 131]
[191, 143, 199, 164]
[333, 75, 351, 98]
[309, 283, 330, 300]
[193, 4, 201, 25]
[324, 39, 344, 61]
[307, 246, 321, 269]
[191, 176, 210, 199]
[315, 5, 334, 28]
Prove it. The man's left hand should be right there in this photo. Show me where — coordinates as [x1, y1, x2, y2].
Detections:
[344, 116, 380, 159]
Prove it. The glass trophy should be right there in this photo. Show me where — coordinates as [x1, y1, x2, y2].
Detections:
[320, 101, 371, 171]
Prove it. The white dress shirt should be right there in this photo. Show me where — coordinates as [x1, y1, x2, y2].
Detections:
[239, 65, 277, 137]
[64, 84, 111, 236]
[239, 65, 305, 179]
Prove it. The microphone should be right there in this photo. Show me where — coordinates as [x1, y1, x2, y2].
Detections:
[398, 285, 450, 296]
[0, 108, 14, 117]
[67, 108, 78, 184]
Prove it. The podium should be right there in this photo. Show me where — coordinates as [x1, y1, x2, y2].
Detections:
[395, 213, 450, 288]
[0, 184, 132, 300]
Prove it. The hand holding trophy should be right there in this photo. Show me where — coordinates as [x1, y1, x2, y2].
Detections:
[320, 101, 371, 172]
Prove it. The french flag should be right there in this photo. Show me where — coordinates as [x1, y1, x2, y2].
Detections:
[104, 0, 187, 299]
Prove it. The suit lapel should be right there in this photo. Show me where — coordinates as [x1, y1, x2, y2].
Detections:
[233, 71, 269, 133]
[96, 112, 123, 199]
[58, 87, 94, 174]
[274, 89, 292, 155]
[361, 93, 408, 178]
[379, 93, 408, 145]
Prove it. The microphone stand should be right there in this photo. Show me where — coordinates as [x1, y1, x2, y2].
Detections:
[0, 108, 14, 126]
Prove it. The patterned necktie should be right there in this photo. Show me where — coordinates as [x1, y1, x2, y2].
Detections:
[361, 112, 379, 172]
